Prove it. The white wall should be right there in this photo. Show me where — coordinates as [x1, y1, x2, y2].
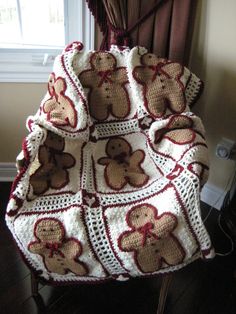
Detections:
[189, 0, 236, 208]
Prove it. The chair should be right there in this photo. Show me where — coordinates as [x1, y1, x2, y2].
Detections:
[6, 42, 213, 314]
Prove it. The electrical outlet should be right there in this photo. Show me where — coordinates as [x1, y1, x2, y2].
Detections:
[216, 138, 236, 159]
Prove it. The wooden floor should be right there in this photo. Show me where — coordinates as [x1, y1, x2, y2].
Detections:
[1, 182, 236, 314]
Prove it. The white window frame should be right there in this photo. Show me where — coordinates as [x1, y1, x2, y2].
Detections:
[0, 0, 94, 83]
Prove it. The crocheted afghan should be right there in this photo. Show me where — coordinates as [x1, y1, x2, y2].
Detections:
[6, 42, 214, 284]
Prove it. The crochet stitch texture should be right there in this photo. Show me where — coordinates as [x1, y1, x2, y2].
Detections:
[6, 42, 214, 284]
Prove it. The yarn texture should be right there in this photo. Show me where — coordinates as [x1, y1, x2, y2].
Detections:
[6, 42, 214, 284]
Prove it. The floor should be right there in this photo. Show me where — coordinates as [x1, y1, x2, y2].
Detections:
[1, 182, 236, 314]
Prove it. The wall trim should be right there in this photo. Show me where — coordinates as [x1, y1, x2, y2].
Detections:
[201, 183, 227, 210]
[0, 163, 17, 182]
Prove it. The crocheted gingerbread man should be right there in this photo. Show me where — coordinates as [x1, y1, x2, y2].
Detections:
[98, 137, 149, 190]
[79, 52, 130, 121]
[28, 218, 88, 275]
[119, 204, 185, 273]
[154, 114, 196, 145]
[43, 73, 77, 128]
[29, 131, 75, 195]
[133, 53, 186, 118]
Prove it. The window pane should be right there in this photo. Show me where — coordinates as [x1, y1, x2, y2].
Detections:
[20, 0, 64, 47]
[0, 0, 21, 45]
[0, 0, 65, 47]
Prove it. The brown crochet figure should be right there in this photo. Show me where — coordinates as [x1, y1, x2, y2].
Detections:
[43, 73, 77, 128]
[29, 131, 75, 195]
[154, 114, 196, 145]
[98, 137, 149, 190]
[28, 218, 88, 276]
[79, 52, 130, 121]
[118, 204, 185, 273]
[133, 53, 186, 117]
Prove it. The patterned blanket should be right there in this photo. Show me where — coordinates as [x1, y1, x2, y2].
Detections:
[6, 42, 214, 284]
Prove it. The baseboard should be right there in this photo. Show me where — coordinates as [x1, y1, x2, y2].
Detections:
[201, 183, 227, 210]
[0, 162, 17, 182]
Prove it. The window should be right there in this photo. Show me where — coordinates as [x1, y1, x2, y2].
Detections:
[0, 0, 94, 82]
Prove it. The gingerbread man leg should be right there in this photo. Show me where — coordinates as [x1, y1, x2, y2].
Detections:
[165, 129, 195, 144]
[158, 237, 184, 265]
[90, 89, 109, 120]
[147, 86, 166, 117]
[105, 162, 126, 190]
[50, 169, 68, 189]
[128, 151, 149, 187]
[66, 260, 87, 276]
[136, 245, 162, 273]
[30, 173, 49, 195]
[110, 90, 130, 118]
[167, 92, 185, 113]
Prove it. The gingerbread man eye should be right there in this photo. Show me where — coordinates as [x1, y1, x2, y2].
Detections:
[107, 56, 110, 59]
[98, 57, 102, 61]
[118, 144, 121, 147]
[111, 146, 115, 149]
[50, 228, 54, 232]
[136, 215, 140, 219]
[144, 214, 148, 217]
[148, 55, 152, 58]
[43, 228, 46, 232]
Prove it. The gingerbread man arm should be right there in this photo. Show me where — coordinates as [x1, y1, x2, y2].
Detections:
[133, 66, 154, 84]
[152, 214, 177, 239]
[110, 68, 128, 84]
[97, 157, 112, 165]
[28, 241, 46, 255]
[119, 230, 143, 251]
[79, 70, 99, 88]
[43, 98, 56, 114]
[129, 150, 145, 167]
[161, 63, 184, 80]
[60, 239, 82, 259]
[54, 153, 75, 169]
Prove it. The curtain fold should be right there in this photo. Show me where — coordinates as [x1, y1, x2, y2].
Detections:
[86, 0, 197, 65]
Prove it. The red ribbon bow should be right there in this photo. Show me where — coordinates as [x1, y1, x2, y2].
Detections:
[97, 70, 113, 87]
[137, 222, 159, 246]
[46, 242, 65, 258]
[148, 64, 166, 82]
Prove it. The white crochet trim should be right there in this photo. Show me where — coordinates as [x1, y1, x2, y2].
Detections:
[95, 119, 139, 138]
[84, 206, 126, 274]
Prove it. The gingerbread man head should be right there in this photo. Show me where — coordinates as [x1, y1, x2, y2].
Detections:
[34, 218, 65, 244]
[43, 73, 77, 128]
[141, 53, 165, 67]
[106, 137, 132, 161]
[90, 52, 117, 72]
[127, 204, 156, 229]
